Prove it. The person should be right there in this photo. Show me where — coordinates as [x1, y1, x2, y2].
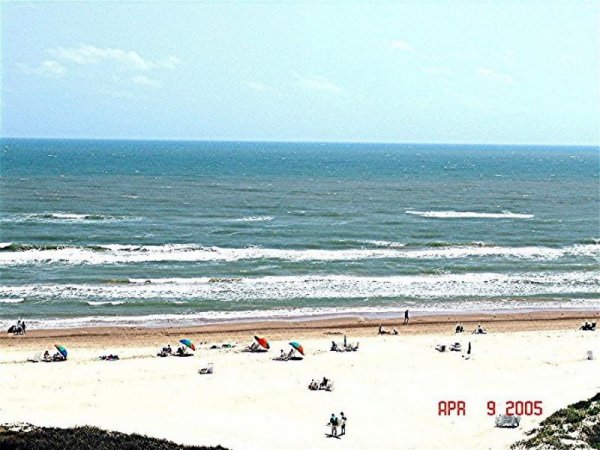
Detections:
[329, 413, 338, 437]
[468, 341, 472, 355]
[331, 341, 338, 351]
[21, 320, 26, 334]
[43, 350, 51, 362]
[320, 377, 329, 389]
[404, 309, 409, 324]
[166, 344, 172, 353]
[287, 348, 295, 359]
[340, 412, 347, 435]
[473, 324, 486, 334]
[392, 327, 398, 335]
[308, 379, 318, 390]
[378, 325, 383, 335]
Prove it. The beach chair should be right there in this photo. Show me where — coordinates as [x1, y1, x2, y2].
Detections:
[27, 352, 43, 363]
[198, 363, 213, 375]
[495, 415, 520, 428]
[435, 345, 447, 352]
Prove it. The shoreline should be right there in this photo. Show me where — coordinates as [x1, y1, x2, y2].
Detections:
[2, 309, 598, 351]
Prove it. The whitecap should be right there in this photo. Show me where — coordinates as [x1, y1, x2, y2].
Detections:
[406, 210, 534, 219]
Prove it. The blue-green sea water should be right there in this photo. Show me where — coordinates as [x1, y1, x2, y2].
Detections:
[0, 139, 598, 328]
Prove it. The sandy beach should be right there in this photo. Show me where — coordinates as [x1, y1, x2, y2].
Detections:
[1, 311, 599, 450]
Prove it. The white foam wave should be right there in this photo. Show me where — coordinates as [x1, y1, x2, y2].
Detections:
[0, 297, 24, 304]
[406, 210, 534, 219]
[0, 213, 140, 224]
[1, 272, 598, 302]
[233, 216, 273, 222]
[0, 243, 597, 266]
[365, 240, 407, 248]
[86, 301, 126, 306]
[2, 298, 599, 330]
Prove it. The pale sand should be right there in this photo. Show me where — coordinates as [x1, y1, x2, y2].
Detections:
[1, 313, 599, 450]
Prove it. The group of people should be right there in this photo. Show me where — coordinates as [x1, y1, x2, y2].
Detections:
[580, 321, 597, 331]
[7, 319, 26, 335]
[330, 340, 359, 352]
[41, 349, 66, 362]
[308, 377, 334, 391]
[455, 323, 465, 333]
[157, 344, 192, 357]
[273, 348, 297, 361]
[327, 412, 347, 438]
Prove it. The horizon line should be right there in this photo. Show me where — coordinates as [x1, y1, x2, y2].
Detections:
[1, 136, 599, 148]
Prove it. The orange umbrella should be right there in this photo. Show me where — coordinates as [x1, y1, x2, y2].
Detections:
[254, 336, 270, 350]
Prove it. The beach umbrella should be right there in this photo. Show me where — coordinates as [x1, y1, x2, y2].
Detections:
[254, 336, 270, 350]
[289, 341, 304, 356]
[179, 338, 196, 351]
[55, 344, 68, 358]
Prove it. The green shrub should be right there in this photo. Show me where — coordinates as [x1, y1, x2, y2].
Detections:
[0, 425, 229, 450]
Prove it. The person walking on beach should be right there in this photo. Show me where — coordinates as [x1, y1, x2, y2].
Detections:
[404, 309, 409, 324]
[329, 413, 339, 437]
[340, 412, 347, 435]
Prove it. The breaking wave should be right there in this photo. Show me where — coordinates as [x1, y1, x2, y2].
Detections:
[406, 210, 534, 219]
[1, 271, 598, 302]
[0, 242, 597, 266]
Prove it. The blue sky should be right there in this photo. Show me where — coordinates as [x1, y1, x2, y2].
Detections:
[1, 1, 598, 144]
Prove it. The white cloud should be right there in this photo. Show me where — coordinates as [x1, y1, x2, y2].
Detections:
[243, 81, 272, 92]
[48, 44, 181, 72]
[389, 39, 414, 52]
[17, 60, 66, 77]
[477, 66, 514, 84]
[295, 75, 344, 96]
[132, 75, 160, 87]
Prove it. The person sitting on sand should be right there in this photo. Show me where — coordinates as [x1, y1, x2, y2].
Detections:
[175, 346, 188, 356]
[393, 327, 398, 335]
[473, 324, 486, 334]
[455, 323, 465, 333]
[331, 341, 339, 352]
[52, 352, 66, 361]
[287, 348, 295, 359]
[320, 377, 329, 389]
[43, 350, 51, 362]
[308, 379, 319, 390]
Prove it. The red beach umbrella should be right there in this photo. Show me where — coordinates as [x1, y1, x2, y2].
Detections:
[254, 336, 270, 350]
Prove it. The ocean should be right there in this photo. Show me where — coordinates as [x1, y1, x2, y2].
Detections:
[0, 139, 598, 328]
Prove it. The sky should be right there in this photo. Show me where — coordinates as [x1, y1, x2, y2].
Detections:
[1, 1, 599, 145]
